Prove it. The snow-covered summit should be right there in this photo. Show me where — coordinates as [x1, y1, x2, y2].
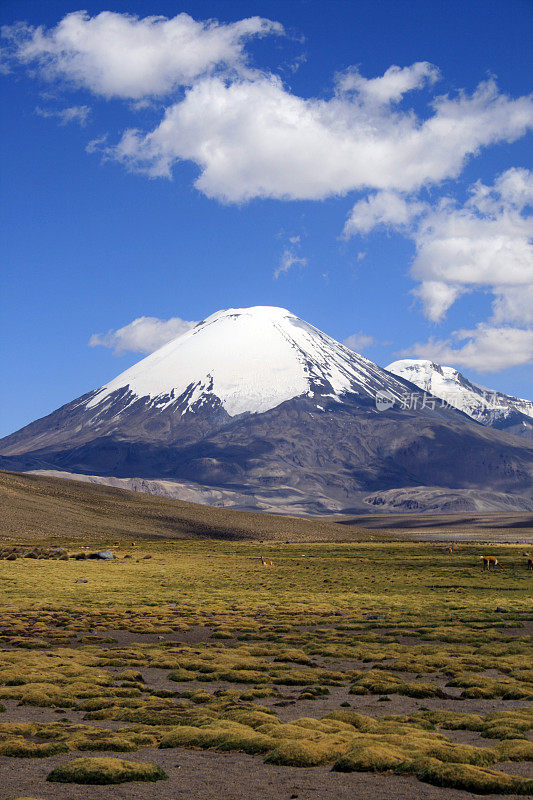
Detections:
[386, 358, 533, 433]
[86, 305, 407, 417]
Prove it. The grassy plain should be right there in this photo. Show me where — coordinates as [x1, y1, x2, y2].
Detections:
[0, 472, 532, 798]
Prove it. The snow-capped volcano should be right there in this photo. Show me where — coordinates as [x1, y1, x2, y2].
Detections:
[2, 307, 533, 514]
[86, 306, 407, 417]
[387, 359, 533, 439]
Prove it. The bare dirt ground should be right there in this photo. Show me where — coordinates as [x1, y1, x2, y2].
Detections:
[3, 746, 531, 800]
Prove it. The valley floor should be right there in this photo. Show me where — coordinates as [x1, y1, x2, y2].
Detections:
[0, 535, 531, 799]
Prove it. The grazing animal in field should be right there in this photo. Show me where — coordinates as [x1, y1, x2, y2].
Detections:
[261, 556, 273, 566]
[527, 558, 533, 571]
[480, 555, 504, 570]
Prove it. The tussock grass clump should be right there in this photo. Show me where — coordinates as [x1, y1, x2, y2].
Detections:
[168, 668, 195, 681]
[46, 757, 168, 784]
[117, 670, 144, 682]
[221, 707, 278, 728]
[159, 713, 352, 764]
[265, 738, 343, 767]
[100, 703, 216, 727]
[330, 728, 498, 772]
[325, 710, 385, 733]
[160, 721, 275, 755]
[333, 743, 530, 793]
[497, 739, 533, 761]
[76, 698, 115, 711]
[159, 725, 224, 750]
[333, 743, 406, 772]
[423, 741, 497, 766]
[478, 709, 533, 740]
[387, 708, 533, 740]
[416, 758, 533, 795]
[0, 721, 161, 757]
[238, 687, 276, 701]
[179, 689, 213, 705]
[387, 709, 483, 732]
[403, 682, 445, 698]
[299, 686, 330, 700]
[446, 672, 533, 700]
[0, 738, 69, 757]
[349, 670, 444, 698]
[73, 736, 139, 752]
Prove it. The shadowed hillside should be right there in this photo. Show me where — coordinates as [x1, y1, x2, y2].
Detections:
[2, 471, 532, 545]
[0, 470, 378, 543]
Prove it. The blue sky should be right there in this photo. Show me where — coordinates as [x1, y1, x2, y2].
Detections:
[1, 0, 532, 437]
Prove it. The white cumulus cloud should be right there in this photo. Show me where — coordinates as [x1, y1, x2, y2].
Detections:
[2, 11, 283, 99]
[336, 61, 440, 105]
[4, 13, 533, 206]
[492, 286, 533, 326]
[346, 168, 533, 372]
[405, 325, 533, 372]
[344, 190, 425, 236]
[89, 315, 197, 354]
[412, 281, 467, 324]
[102, 74, 533, 201]
[411, 168, 533, 322]
[345, 168, 533, 324]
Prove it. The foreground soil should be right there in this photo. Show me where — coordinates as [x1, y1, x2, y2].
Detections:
[3, 747, 528, 800]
